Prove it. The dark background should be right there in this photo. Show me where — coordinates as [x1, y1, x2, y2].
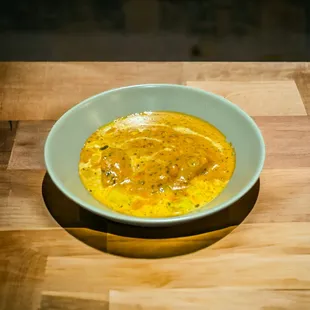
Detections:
[1, 0, 309, 61]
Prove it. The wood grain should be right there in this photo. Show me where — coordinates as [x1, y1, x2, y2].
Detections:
[0, 228, 101, 258]
[248, 169, 310, 223]
[186, 81, 307, 116]
[0, 62, 182, 120]
[255, 116, 310, 168]
[1, 62, 310, 309]
[0, 121, 17, 169]
[109, 288, 310, 310]
[8, 121, 54, 170]
[290, 71, 310, 114]
[1, 62, 310, 120]
[40, 291, 109, 310]
[8, 117, 310, 171]
[0, 170, 54, 228]
[43, 251, 310, 292]
[0, 248, 46, 310]
[182, 62, 310, 82]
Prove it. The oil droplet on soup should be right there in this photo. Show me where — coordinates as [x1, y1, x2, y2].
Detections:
[79, 111, 236, 217]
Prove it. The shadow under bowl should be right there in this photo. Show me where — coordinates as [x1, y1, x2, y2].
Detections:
[42, 173, 260, 259]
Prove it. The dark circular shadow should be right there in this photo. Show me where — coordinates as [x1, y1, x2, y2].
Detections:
[42, 173, 260, 259]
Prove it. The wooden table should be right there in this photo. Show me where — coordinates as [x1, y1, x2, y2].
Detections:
[1, 62, 310, 310]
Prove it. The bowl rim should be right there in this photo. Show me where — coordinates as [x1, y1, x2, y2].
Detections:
[44, 83, 266, 226]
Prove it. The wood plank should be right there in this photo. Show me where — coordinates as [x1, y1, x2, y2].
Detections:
[0, 248, 46, 310]
[8, 121, 56, 170]
[0, 121, 17, 169]
[182, 62, 310, 81]
[248, 169, 310, 223]
[0, 170, 55, 228]
[210, 222, 310, 254]
[294, 71, 310, 115]
[0, 229, 101, 258]
[0, 62, 182, 120]
[255, 116, 310, 168]
[40, 291, 109, 310]
[109, 288, 310, 310]
[2, 62, 310, 120]
[8, 117, 310, 170]
[44, 247, 310, 292]
[186, 81, 307, 116]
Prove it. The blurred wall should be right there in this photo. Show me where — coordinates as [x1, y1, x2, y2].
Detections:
[0, 0, 308, 60]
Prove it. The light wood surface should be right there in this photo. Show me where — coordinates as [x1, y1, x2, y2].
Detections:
[1, 62, 310, 310]
[186, 81, 307, 116]
[1, 62, 310, 120]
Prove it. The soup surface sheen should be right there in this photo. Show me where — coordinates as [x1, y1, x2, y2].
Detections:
[79, 111, 235, 217]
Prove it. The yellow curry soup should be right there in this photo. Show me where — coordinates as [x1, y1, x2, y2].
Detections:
[79, 111, 235, 217]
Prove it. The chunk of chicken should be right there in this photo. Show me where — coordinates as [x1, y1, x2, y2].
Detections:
[101, 147, 132, 187]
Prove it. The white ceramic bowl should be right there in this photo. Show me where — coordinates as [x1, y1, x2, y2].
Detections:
[44, 84, 265, 226]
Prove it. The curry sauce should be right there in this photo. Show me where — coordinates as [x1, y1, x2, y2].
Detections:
[79, 111, 235, 217]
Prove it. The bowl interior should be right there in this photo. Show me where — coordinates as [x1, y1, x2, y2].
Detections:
[45, 84, 265, 225]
